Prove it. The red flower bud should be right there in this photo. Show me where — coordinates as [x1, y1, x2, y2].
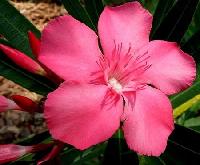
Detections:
[0, 44, 47, 76]
[28, 31, 40, 58]
[11, 95, 42, 113]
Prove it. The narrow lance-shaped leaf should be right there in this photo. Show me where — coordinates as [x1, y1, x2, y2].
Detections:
[184, 116, 200, 128]
[168, 124, 200, 154]
[159, 124, 200, 164]
[62, 0, 96, 31]
[171, 81, 200, 109]
[0, 0, 40, 58]
[141, 0, 159, 14]
[150, 0, 175, 37]
[103, 130, 139, 165]
[0, 38, 11, 46]
[139, 156, 164, 165]
[151, 0, 199, 43]
[182, 30, 200, 60]
[103, 0, 134, 5]
[84, 0, 104, 26]
[141, 124, 200, 164]
[181, 1, 200, 44]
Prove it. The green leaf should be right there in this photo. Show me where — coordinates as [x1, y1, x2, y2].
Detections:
[151, 0, 175, 37]
[72, 144, 106, 165]
[62, 0, 96, 31]
[141, 0, 159, 14]
[141, 124, 200, 164]
[168, 124, 200, 155]
[181, 1, 200, 43]
[60, 148, 82, 165]
[160, 141, 200, 164]
[139, 156, 164, 165]
[184, 117, 200, 127]
[103, 130, 139, 165]
[103, 0, 129, 5]
[176, 100, 200, 125]
[60, 144, 106, 165]
[16, 131, 51, 145]
[0, 0, 40, 58]
[0, 38, 11, 46]
[182, 29, 200, 60]
[0, 51, 56, 95]
[85, 0, 104, 26]
[170, 79, 200, 109]
[151, 0, 199, 43]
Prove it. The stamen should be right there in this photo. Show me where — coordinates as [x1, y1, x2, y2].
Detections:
[108, 78, 123, 93]
[89, 41, 152, 94]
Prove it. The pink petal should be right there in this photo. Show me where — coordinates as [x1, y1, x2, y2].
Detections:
[44, 82, 123, 150]
[141, 40, 196, 95]
[122, 86, 174, 156]
[39, 15, 101, 83]
[0, 96, 20, 112]
[98, 1, 152, 56]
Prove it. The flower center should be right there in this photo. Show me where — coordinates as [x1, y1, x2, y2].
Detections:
[108, 77, 123, 93]
[89, 42, 151, 93]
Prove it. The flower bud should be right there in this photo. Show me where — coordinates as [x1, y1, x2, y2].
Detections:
[0, 44, 47, 76]
[28, 31, 40, 58]
[11, 95, 42, 113]
[0, 143, 53, 164]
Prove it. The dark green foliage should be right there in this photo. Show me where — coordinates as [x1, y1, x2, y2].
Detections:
[0, 0, 40, 58]
[62, 0, 97, 31]
[151, 0, 199, 43]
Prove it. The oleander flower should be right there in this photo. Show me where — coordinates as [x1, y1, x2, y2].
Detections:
[38, 2, 196, 156]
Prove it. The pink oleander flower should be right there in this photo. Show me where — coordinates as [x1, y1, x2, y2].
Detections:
[38, 2, 196, 156]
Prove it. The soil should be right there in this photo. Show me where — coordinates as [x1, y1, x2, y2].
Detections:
[0, 0, 66, 144]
